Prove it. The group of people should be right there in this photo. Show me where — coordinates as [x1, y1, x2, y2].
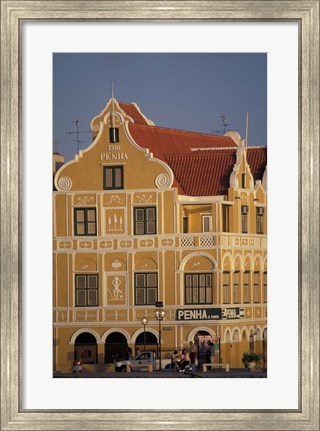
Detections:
[171, 340, 216, 372]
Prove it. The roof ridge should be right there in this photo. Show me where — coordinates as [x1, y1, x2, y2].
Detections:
[165, 150, 236, 158]
[129, 122, 235, 141]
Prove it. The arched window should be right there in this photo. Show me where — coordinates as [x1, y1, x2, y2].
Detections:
[74, 332, 97, 364]
[105, 332, 128, 364]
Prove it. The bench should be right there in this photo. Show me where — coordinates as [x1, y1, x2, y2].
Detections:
[202, 363, 230, 372]
[126, 363, 153, 373]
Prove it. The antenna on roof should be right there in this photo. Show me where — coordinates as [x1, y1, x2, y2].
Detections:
[220, 114, 230, 134]
[212, 113, 239, 135]
[66, 120, 91, 154]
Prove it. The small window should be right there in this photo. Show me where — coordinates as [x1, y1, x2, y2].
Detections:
[185, 273, 212, 305]
[74, 208, 97, 236]
[233, 271, 240, 303]
[222, 271, 230, 304]
[202, 215, 212, 233]
[75, 274, 98, 306]
[253, 271, 260, 303]
[134, 207, 156, 235]
[103, 166, 123, 190]
[243, 271, 250, 303]
[241, 205, 249, 233]
[134, 273, 158, 305]
[241, 173, 246, 188]
[263, 271, 267, 302]
[222, 204, 230, 232]
[109, 127, 119, 143]
[183, 217, 188, 233]
[256, 207, 264, 234]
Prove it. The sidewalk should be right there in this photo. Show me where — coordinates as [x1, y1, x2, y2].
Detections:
[54, 368, 267, 378]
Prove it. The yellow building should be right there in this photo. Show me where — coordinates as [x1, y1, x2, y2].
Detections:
[53, 98, 267, 373]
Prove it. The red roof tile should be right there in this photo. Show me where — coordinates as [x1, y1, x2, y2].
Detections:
[165, 150, 236, 196]
[118, 102, 149, 125]
[118, 101, 266, 196]
[247, 147, 267, 182]
[128, 123, 236, 161]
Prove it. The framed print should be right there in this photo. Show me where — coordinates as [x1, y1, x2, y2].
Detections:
[0, 0, 319, 430]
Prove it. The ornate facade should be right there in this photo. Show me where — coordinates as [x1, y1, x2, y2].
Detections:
[53, 98, 267, 373]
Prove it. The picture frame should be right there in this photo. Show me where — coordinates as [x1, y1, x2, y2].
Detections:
[0, 1, 319, 430]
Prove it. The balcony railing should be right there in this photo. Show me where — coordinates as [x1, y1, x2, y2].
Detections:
[55, 232, 266, 251]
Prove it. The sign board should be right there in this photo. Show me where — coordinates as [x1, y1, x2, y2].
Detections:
[176, 307, 244, 321]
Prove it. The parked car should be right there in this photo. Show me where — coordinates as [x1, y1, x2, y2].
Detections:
[115, 351, 170, 372]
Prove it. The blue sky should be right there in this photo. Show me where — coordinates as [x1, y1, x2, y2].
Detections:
[53, 53, 267, 162]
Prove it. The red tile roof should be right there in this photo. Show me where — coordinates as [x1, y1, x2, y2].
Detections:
[247, 147, 267, 182]
[118, 102, 266, 196]
[165, 148, 267, 196]
[118, 102, 149, 125]
[165, 150, 236, 196]
[128, 123, 236, 161]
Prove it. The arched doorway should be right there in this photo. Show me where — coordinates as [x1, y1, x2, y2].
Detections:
[135, 331, 158, 354]
[74, 332, 97, 364]
[105, 332, 128, 363]
[193, 330, 214, 368]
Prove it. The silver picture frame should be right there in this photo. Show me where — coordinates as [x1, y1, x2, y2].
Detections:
[1, 1, 319, 430]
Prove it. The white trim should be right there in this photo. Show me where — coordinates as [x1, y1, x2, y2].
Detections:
[130, 327, 159, 344]
[221, 252, 234, 271]
[100, 328, 131, 344]
[178, 195, 225, 204]
[179, 252, 217, 272]
[186, 327, 216, 342]
[69, 328, 101, 345]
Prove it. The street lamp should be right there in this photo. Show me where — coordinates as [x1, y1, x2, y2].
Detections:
[155, 301, 166, 371]
[141, 317, 148, 351]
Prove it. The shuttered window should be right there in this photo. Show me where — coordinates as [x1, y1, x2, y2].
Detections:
[243, 271, 250, 303]
[74, 208, 97, 236]
[75, 274, 98, 306]
[256, 207, 264, 234]
[253, 271, 260, 303]
[185, 273, 212, 305]
[263, 271, 267, 302]
[241, 205, 249, 233]
[134, 207, 156, 235]
[222, 271, 231, 304]
[135, 273, 158, 305]
[103, 166, 123, 190]
[233, 271, 240, 303]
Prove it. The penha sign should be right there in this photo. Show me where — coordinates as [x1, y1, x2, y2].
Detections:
[176, 307, 244, 321]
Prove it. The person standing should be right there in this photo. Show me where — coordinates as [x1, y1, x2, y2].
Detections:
[208, 341, 215, 364]
[189, 341, 197, 370]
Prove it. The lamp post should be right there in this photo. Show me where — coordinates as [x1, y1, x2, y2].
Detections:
[141, 317, 148, 351]
[155, 301, 166, 371]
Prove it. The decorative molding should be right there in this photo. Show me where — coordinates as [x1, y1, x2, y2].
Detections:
[136, 193, 154, 203]
[75, 195, 95, 205]
[155, 173, 170, 189]
[57, 176, 72, 191]
[111, 259, 122, 270]
[104, 194, 125, 206]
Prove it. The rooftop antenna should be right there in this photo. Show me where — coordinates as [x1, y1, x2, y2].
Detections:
[66, 120, 91, 154]
[220, 114, 230, 134]
[212, 113, 239, 135]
